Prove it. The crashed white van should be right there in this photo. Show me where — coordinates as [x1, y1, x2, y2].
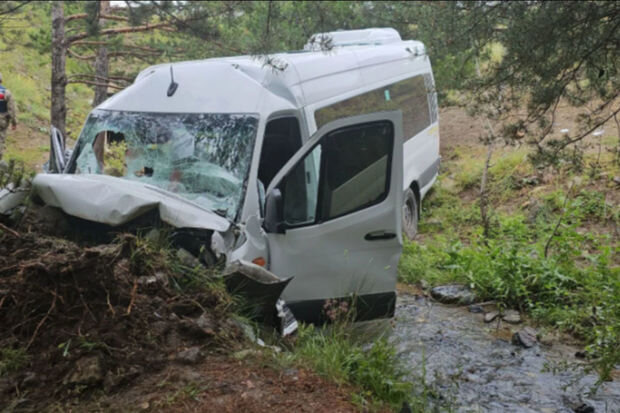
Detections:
[34, 28, 440, 323]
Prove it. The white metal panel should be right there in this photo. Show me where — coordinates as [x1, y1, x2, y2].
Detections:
[100, 61, 296, 115]
[265, 112, 403, 303]
[304, 28, 402, 50]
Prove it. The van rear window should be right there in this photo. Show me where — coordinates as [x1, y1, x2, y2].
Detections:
[315, 75, 435, 140]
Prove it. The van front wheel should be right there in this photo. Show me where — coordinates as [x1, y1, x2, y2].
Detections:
[402, 188, 418, 240]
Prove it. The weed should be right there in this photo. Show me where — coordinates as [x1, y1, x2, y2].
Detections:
[280, 322, 413, 410]
[0, 347, 29, 376]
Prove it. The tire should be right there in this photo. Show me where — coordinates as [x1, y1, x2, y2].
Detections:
[402, 188, 418, 240]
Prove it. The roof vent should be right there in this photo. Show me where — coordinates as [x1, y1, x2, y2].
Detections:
[304, 28, 402, 51]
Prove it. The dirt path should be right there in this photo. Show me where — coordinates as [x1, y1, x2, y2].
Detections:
[84, 355, 358, 413]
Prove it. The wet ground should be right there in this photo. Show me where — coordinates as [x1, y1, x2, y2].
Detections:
[391, 293, 620, 413]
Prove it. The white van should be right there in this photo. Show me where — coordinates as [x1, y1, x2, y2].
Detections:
[35, 28, 439, 323]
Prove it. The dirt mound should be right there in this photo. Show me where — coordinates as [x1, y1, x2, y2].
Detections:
[0, 230, 242, 410]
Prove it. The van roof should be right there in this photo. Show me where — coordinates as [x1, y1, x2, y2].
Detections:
[99, 29, 428, 115]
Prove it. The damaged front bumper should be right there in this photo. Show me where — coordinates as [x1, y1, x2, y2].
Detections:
[28, 173, 297, 335]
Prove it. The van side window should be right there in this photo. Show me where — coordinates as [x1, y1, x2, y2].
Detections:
[319, 121, 393, 219]
[258, 117, 302, 188]
[315, 75, 432, 140]
[277, 121, 393, 226]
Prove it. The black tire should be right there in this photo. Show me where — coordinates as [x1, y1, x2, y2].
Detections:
[402, 188, 418, 240]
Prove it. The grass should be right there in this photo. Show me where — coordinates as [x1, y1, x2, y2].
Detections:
[275, 322, 433, 412]
[0, 347, 29, 376]
[400, 139, 620, 382]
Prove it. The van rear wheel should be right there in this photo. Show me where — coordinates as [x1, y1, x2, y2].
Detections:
[402, 188, 418, 240]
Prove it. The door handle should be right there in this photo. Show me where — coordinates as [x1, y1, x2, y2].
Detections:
[364, 231, 397, 241]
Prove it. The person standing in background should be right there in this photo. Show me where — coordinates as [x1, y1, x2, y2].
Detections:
[0, 72, 18, 161]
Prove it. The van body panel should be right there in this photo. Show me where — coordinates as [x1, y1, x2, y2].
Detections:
[32, 174, 231, 232]
[264, 112, 403, 306]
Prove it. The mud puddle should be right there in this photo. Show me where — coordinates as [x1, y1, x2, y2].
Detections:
[391, 294, 620, 412]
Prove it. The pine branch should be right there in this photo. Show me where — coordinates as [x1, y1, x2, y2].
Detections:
[0, 1, 31, 17]
[67, 21, 175, 44]
[68, 73, 132, 84]
[67, 79, 125, 90]
[65, 13, 129, 23]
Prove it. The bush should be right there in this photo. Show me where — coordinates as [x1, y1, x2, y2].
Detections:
[399, 210, 619, 381]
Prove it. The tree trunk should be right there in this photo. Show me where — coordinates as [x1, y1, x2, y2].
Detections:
[51, 1, 67, 139]
[92, 0, 110, 107]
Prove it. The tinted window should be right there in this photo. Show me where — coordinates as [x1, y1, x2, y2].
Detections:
[278, 121, 393, 227]
[319, 122, 393, 219]
[315, 75, 432, 140]
[259, 117, 302, 188]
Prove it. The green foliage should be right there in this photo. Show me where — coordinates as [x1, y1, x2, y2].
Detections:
[0, 347, 29, 376]
[419, 1, 619, 167]
[286, 323, 413, 410]
[400, 200, 619, 380]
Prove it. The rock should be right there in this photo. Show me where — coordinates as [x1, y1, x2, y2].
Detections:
[137, 271, 168, 287]
[512, 327, 538, 348]
[468, 304, 484, 313]
[144, 228, 161, 244]
[233, 349, 262, 360]
[502, 310, 522, 324]
[177, 312, 218, 339]
[430, 284, 476, 305]
[613, 176, 620, 185]
[195, 313, 216, 335]
[484, 311, 500, 323]
[419, 279, 430, 291]
[573, 404, 594, 413]
[64, 356, 104, 386]
[175, 346, 203, 364]
[176, 248, 201, 268]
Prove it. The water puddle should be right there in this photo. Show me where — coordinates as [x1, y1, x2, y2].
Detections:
[392, 293, 620, 412]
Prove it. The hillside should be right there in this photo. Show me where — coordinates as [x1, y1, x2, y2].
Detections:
[1, 6, 94, 169]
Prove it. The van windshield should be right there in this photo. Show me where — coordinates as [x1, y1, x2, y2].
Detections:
[73, 109, 259, 221]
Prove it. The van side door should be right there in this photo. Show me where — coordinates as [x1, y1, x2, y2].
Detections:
[263, 111, 403, 323]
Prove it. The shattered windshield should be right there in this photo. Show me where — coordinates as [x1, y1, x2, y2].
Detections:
[73, 110, 259, 221]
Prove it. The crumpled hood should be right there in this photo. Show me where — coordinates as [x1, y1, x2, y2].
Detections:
[32, 174, 231, 232]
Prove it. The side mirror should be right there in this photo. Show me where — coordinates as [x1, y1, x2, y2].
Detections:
[263, 188, 285, 234]
[47, 126, 67, 173]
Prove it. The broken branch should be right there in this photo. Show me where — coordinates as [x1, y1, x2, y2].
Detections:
[26, 292, 57, 350]
[68, 21, 175, 44]
[65, 13, 130, 23]
[67, 79, 125, 90]
[0, 222, 20, 238]
[126, 279, 138, 316]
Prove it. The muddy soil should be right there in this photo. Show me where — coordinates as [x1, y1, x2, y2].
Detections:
[0, 228, 359, 412]
[392, 293, 620, 413]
